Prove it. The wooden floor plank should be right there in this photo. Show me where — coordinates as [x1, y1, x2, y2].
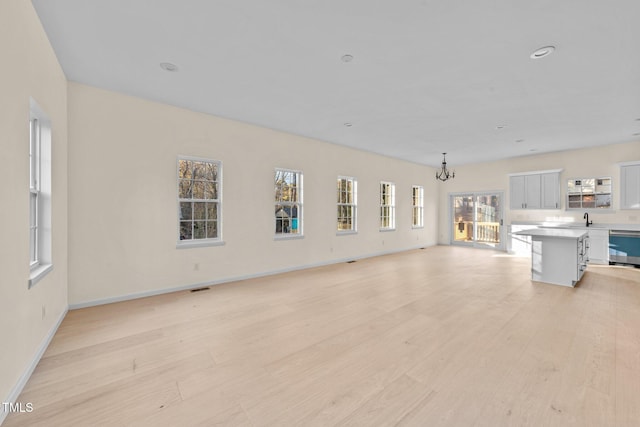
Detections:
[4, 246, 639, 426]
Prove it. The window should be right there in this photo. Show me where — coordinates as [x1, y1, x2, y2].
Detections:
[29, 98, 53, 287]
[337, 176, 357, 233]
[29, 117, 40, 266]
[567, 177, 611, 209]
[412, 185, 424, 228]
[177, 157, 222, 246]
[380, 182, 395, 230]
[275, 169, 303, 237]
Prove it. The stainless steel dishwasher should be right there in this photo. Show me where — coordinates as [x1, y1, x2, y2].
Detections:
[609, 230, 640, 267]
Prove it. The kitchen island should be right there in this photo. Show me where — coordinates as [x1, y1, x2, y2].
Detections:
[515, 228, 589, 287]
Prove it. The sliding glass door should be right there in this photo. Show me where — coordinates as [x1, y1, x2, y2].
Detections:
[451, 192, 504, 250]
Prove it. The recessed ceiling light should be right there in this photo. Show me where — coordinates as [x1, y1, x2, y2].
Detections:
[160, 62, 179, 72]
[529, 148, 537, 152]
[341, 54, 354, 63]
[530, 46, 556, 59]
[344, 122, 353, 127]
[496, 125, 506, 130]
[515, 139, 525, 143]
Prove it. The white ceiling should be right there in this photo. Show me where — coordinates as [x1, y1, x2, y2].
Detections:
[32, 0, 640, 167]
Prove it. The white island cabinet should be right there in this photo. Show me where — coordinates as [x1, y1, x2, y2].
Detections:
[515, 228, 589, 287]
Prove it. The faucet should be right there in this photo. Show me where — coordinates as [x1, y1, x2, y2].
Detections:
[584, 212, 593, 227]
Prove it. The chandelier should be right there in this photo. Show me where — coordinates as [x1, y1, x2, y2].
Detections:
[435, 153, 455, 181]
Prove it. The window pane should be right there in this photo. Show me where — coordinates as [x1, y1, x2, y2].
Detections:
[291, 204, 300, 219]
[206, 202, 217, 220]
[194, 202, 206, 220]
[193, 221, 206, 239]
[179, 202, 192, 220]
[206, 221, 218, 238]
[193, 181, 205, 199]
[581, 179, 595, 193]
[193, 162, 207, 179]
[179, 160, 192, 179]
[204, 182, 217, 200]
[179, 179, 192, 199]
[30, 227, 37, 263]
[205, 162, 217, 181]
[285, 172, 295, 186]
[180, 221, 193, 240]
[30, 192, 37, 226]
[275, 218, 282, 233]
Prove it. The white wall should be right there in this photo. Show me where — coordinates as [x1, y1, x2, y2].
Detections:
[437, 141, 640, 244]
[67, 83, 438, 306]
[0, 0, 68, 418]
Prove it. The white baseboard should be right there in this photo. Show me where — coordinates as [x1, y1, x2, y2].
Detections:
[0, 307, 68, 425]
[69, 244, 434, 310]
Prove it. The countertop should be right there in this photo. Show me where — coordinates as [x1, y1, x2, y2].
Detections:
[515, 228, 589, 239]
[510, 221, 640, 232]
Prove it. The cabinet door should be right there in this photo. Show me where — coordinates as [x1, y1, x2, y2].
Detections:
[541, 173, 560, 209]
[510, 176, 526, 209]
[621, 165, 640, 209]
[525, 175, 541, 209]
[587, 229, 609, 265]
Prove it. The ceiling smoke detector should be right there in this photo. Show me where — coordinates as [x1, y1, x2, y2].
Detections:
[160, 62, 179, 72]
[341, 54, 354, 63]
[530, 46, 556, 59]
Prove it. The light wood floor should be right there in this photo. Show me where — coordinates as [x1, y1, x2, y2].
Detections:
[5, 246, 640, 426]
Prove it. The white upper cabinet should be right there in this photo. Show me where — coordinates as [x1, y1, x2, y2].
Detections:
[509, 170, 561, 210]
[541, 173, 560, 209]
[509, 175, 526, 209]
[621, 162, 640, 209]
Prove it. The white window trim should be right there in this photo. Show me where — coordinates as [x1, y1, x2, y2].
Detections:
[176, 156, 224, 248]
[337, 176, 357, 235]
[274, 168, 304, 239]
[28, 98, 53, 289]
[412, 185, 424, 229]
[380, 181, 396, 231]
